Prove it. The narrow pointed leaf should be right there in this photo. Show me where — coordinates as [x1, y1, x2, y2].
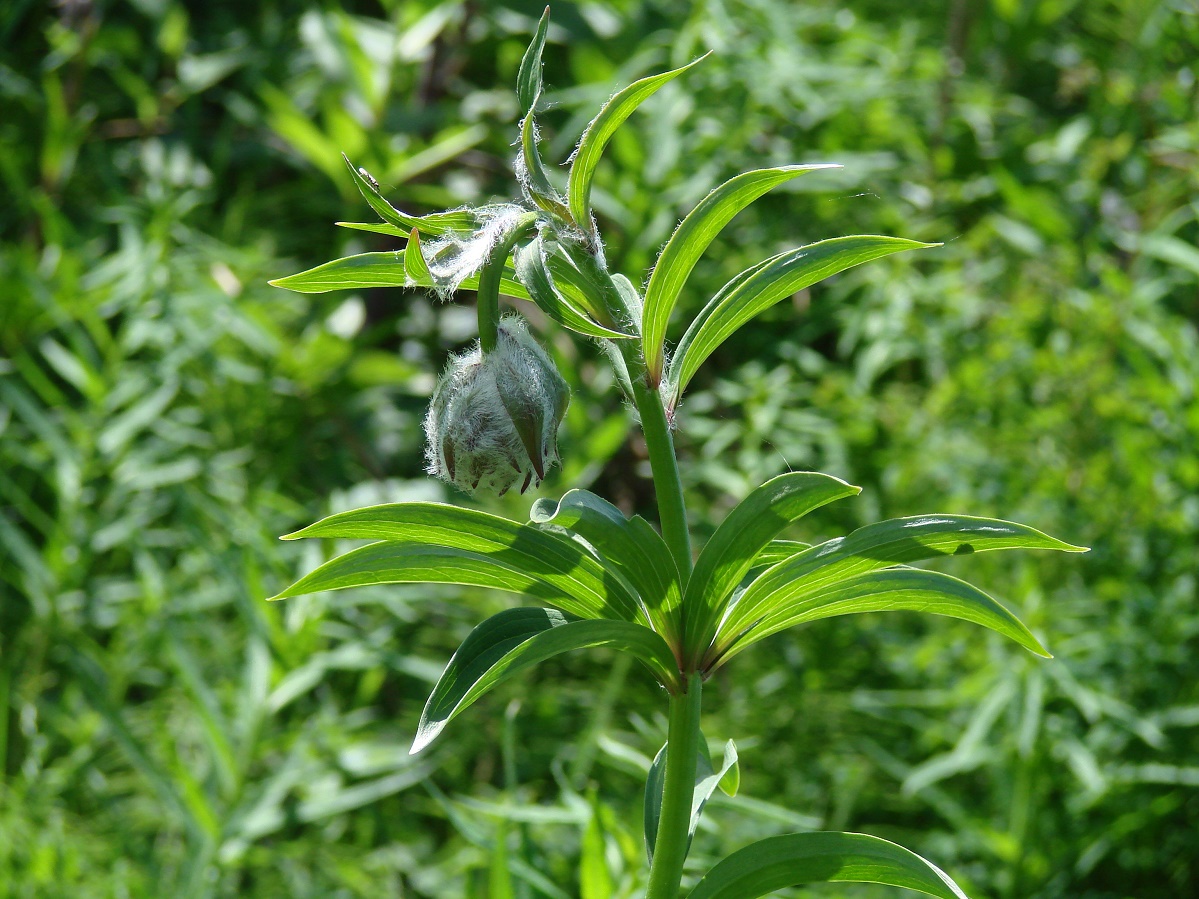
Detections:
[269, 251, 407, 292]
[335, 221, 410, 237]
[644, 737, 740, 862]
[683, 472, 860, 668]
[568, 54, 708, 231]
[714, 514, 1084, 659]
[687, 831, 970, 899]
[640, 165, 837, 383]
[276, 503, 648, 624]
[344, 154, 476, 235]
[668, 235, 938, 403]
[532, 489, 682, 647]
[414, 608, 680, 753]
[516, 7, 551, 112]
[515, 238, 635, 339]
[717, 568, 1050, 667]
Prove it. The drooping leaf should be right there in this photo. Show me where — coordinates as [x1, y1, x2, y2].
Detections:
[567, 54, 709, 232]
[274, 503, 648, 624]
[641, 165, 837, 384]
[686, 831, 970, 899]
[682, 472, 860, 667]
[713, 514, 1084, 661]
[531, 489, 682, 647]
[644, 737, 740, 862]
[667, 235, 939, 404]
[515, 238, 635, 339]
[714, 568, 1051, 668]
[413, 608, 680, 752]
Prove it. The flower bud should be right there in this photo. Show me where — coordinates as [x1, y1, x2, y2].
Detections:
[424, 316, 570, 496]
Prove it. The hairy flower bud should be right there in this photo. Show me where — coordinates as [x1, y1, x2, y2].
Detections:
[424, 316, 570, 496]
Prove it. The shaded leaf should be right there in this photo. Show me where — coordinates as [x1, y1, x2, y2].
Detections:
[413, 608, 680, 752]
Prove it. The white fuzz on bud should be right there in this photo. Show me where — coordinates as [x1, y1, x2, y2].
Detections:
[424, 316, 570, 496]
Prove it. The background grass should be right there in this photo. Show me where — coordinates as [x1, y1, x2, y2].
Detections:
[1, 1, 1197, 896]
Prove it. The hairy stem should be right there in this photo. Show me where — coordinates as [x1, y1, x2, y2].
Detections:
[478, 213, 538, 352]
[632, 380, 692, 579]
[646, 673, 703, 899]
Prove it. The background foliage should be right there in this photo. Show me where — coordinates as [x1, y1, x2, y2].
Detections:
[2, 0, 1197, 896]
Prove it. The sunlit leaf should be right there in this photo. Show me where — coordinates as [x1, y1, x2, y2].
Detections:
[532, 489, 681, 646]
[715, 568, 1050, 667]
[642, 165, 838, 384]
[667, 235, 938, 404]
[515, 238, 635, 339]
[568, 54, 709, 233]
[683, 472, 860, 667]
[687, 831, 970, 899]
[713, 514, 1084, 661]
[274, 503, 648, 624]
[644, 736, 740, 862]
[343, 154, 477, 234]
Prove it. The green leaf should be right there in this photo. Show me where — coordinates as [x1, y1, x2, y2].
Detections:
[754, 539, 811, 568]
[667, 235, 938, 404]
[274, 503, 648, 624]
[335, 221, 410, 237]
[269, 251, 407, 293]
[413, 608, 680, 752]
[686, 831, 970, 899]
[531, 489, 682, 648]
[580, 798, 615, 899]
[517, 7, 551, 112]
[514, 238, 635, 339]
[644, 737, 740, 862]
[548, 238, 633, 331]
[343, 154, 477, 235]
[713, 513, 1084, 662]
[567, 54, 709, 232]
[716, 568, 1051, 667]
[641, 165, 837, 384]
[682, 472, 860, 668]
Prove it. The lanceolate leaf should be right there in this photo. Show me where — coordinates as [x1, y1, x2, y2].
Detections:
[644, 737, 739, 862]
[343, 154, 477, 235]
[275, 503, 648, 624]
[531, 489, 682, 648]
[413, 607, 680, 753]
[754, 539, 811, 568]
[268, 251, 407, 292]
[567, 54, 708, 232]
[714, 568, 1050, 668]
[686, 831, 970, 899]
[641, 165, 837, 384]
[270, 248, 532, 299]
[515, 238, 635, 339]
[517, 7, 550, 111]
[682, 472, 860, 668]
[712, 514, 1084, 661]
[667, 235, 938, 404]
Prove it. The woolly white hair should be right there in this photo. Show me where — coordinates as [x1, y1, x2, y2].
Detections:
[424, 315, 570, 496]
[420, 205, 529, 300]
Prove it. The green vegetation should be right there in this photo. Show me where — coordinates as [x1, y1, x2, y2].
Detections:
[2, 1, 1196, 897]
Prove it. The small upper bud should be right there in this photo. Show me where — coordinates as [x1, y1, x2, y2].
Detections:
[424, 316, 570, 496]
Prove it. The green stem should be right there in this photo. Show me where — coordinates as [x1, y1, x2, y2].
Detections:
[478, 213, 538, 353]
[645, 673, 703, 899]
[632, 380, 692, 578]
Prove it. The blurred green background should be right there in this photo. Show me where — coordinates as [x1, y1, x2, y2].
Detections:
[2, 0, 1197, 896]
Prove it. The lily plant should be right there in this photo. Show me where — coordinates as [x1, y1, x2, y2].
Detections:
[270, 11, 1084, 898]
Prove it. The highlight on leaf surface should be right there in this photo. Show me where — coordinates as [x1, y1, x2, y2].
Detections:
[686, 831, 971, 899]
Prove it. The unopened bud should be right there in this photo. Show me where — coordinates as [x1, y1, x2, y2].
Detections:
[424, 316, 570, 496]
